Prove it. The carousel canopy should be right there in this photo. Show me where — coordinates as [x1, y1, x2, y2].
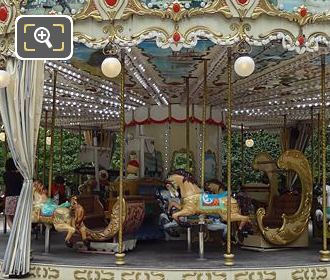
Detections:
[42, 41, 330, 130]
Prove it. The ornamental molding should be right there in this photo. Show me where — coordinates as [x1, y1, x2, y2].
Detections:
[1, 0, 330, 54]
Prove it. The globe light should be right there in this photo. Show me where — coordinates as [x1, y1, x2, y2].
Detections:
[101, 57, 122, 78]
[234, 56, 255, 77]
[245, 139, 254, 148]
[0, 70, 10, 88]
[46, 136, 52, 146]
[0, 132, 5, 142]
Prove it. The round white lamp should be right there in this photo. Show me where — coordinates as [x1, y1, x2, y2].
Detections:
[101, 57, 122, 78]
[0, 70, 10, 88]
[234, 56, 255, 77]
[245, 138, 254, 148]
[46, 136, 52, 146]
[0, 132, 5, 142]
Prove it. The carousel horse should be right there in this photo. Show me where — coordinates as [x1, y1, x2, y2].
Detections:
[32, 180, 126, 249]
[32, 181, 76, 246]
[166, 170, 250, 232]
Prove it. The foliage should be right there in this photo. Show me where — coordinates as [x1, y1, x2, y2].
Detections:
[110, 133, 120, 170]
[36, 127, 84, 189]
[223, 130, 281, 187]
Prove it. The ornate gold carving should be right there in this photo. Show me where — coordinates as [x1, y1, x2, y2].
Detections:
[103, 24, 125, 42]
[121, 271, 165, 280]
[291, 267, 328, 280]
[86, 199, 126, 240]
[0, 35, 15, 56]
[234, 271, 276, 280]
[259, 28, 295, 43]
[30, 266, 60, 279]
[73, 0, 102, 21]
[122, 0, 231, 22]
[182, 272, 227, 280]
[253, 153, 279, 213]
[74, 269, 114, 280]
[256, 150, 313, 245]
[252, 0, 330, 26]
[73, 24, 126, 47]
[0, 0, 18, 35]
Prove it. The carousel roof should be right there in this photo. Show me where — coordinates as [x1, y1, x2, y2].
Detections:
[42, 40, 330, 130]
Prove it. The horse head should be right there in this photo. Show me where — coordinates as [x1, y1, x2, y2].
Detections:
[32, 180, 48, 204]
[166, 169, 200, 198]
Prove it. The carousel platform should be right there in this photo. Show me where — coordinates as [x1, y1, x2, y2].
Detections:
[0, 230, 329, 280]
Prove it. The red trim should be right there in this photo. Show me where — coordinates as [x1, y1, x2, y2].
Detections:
[125, 117, 226, 128]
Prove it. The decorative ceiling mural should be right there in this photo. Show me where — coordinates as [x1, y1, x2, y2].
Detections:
[141, 0, 208, 10]
[268, 0, 330, 13]
[20, 0, 85, 15]
[43, 39, 330, 129]
[138, 40, 214, 85]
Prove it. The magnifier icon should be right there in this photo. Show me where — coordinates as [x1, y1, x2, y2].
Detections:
[34, 27, 53, 49]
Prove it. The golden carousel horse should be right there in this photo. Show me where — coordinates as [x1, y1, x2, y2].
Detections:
[32, 181, 76, 245]
[32, 181, 125, 249]
[166, 170, 250, 231]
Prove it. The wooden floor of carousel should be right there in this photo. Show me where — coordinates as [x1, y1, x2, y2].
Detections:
[0, 230, 329, 280]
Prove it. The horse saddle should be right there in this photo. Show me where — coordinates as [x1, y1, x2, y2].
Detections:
[200, 192, 227, 210]
[41, 199, 70, 217]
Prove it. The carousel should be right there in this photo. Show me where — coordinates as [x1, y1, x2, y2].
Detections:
[0, 0, 330, 279]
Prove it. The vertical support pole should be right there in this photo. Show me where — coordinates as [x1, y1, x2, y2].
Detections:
[45, 70, 57, 254]
[218, 125, 223, 181]
[185, 77, 190, 172]
[48, 70, 57, 197]
[283, 114, 289, 189]
[318, 113, 321, 185]
[94, 134, 100, 191]
[42, 111, 48, 186]
[240, 123, 244, 186]
[3, 138, 7, 234]
[44, 224, 51, 254]
[311, 107, 314, 184]
[35, 132, 40, 180]
[224, 48, 234, 266]
[319, 54, 330, 262]
[187, 227, 192, 252]
[60, 127, 63, 174]
[115, 50, 126, 265]
[79, 125, 82, 147]
[201, 60, 208, 189]
[198, 221, 205, 260]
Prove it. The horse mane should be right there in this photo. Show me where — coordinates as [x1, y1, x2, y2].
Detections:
[168, 169, 198, 186]
[205, 179, 226, 191]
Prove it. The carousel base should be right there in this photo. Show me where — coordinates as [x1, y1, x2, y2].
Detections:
[242, 229, 309, 251]
[76, 239, 137, 253]
[0, 232, 329, 280]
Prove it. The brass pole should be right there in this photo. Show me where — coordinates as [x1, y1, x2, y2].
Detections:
[311, 107, 314, 184]
[319, 54, 330, 261]
[201, 60, 208, 189]
[60, 127, 63, 174]
[42, 111, 48, 185]
[3, 137, 7, 234]
[185, 77, 190, 172]
[35, 131, 40, 179]
[115, 50, 126, 265]
[224, 48, 234, 266]
[79, 125, 82, 146]
[283, 114, 289, 189]
[318, 112, 321, 185]
[47, 70, 57, 196]
[240, 123, 244, 185]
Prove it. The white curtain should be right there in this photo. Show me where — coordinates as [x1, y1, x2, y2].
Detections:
[0, 59, 44, 277]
